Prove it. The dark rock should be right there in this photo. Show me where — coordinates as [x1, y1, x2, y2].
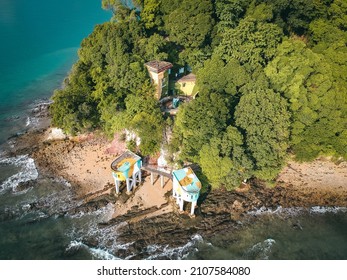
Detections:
[14, 180, 34, 192]
[68, 196, 111, 215]
[83, 237, 99, 248]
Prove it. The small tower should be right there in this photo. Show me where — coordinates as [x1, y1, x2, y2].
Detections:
[145, 60, 173, 99]
[172, 167, 201, 216]
[111, 151, 142, 194]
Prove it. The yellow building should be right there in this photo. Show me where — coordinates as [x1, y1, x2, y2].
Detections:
[144, 60, 173, 99]
[176, 73, 197, 97]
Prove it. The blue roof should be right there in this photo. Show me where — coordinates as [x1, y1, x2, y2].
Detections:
[172, 167, 201, 193]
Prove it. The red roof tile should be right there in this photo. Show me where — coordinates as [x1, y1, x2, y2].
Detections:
[145, 60, 173, 73]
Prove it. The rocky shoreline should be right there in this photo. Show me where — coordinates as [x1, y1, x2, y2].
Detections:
[2, 106, 347, 259]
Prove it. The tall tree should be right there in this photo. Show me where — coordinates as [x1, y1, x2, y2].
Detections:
[125, 83, 165, 155]
[215, 0, 251, 29]
[199, 126, 254, 190]
[171, 92, 230, 162]
[140, 0, 162, 30]
[50, 61, 99, 135]
[235, 87, 291, 180]
[215, 16, 283, 70]
[164, 0, 214, 49]
[197, 54, 250, 95]
[265, 39, 347, 160]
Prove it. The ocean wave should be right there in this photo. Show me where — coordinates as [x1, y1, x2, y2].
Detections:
[0, 155, 38, 193]
[25, 116, 40, 128]
[66, 240, 120, 260]
[64, 205, 124, 258]
[146, 234, 204, 260]
[244, 238, 276, 260]
[247, 206, 303, 216]
[309, 206, 347, 214]
[248, 206, 347, 217]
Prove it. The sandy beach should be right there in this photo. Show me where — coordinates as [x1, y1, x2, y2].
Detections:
[7, 120, 346, 223]
[4, 124, 346, 258]
[19, 127, 345, 219]
[26, 128, 174, 221]
[276, 159, 347, 206]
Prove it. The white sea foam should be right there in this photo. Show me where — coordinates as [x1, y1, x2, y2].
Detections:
[248, 206, 347, 217]
[89, 247, 120, 260]
[25, 117, 31, 127]
[0, 155, 38, 193]
[309, 206, 347, 214]
[146, 234, 204, 260]
[21, 204, 31, 211]
[66, 240, 120, 260]
[245, 238, 276, 260]
[67, 202, 114, 222]
[247, 206, 305, 217]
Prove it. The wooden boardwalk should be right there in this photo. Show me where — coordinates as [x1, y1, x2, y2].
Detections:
[141, 165, 173, 187]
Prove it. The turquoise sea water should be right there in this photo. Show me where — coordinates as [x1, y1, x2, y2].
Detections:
[0, 0, 111, 143]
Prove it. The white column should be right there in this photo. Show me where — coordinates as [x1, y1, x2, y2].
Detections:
[138, 170, 142, 184]
[115, 179, 120, 194]
[132, 173, 136, 190]
[126, 178, 131, 193]
[190, 201, 197, 216]
[179, 198, 184, 212]
[150, 172, 154, 185]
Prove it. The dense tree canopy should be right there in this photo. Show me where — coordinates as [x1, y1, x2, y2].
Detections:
[170, 92, 230, 163]
[199, 126, 253, 190]
[51, 0, 347, 189]
[215, 16, 283, 70]
[265, 39, 347, 161]
[164, 0, 214, 49]
[235, 88, 291, 179]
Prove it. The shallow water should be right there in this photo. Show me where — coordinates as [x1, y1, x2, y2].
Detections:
[0, 160, 114, 260]
[187, 209, 347, 260]
[0, 0, 117, 260]
[0, 0, 111, 144]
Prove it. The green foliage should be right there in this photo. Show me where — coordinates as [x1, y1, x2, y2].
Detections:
[178, 47, 211, 71]
[235, 88, 291, 180]
[50, 19, 165, 156]
[215, 17, 283, 70]
[199, 126, 253, 190]
[258, 0, 330, 35]
[126, 139, 137, 153]
[246, 1, 274, 22]
[215, 0, 251, 29]
[50, 61, 99, 135]
[285, 0, 328, 34]
[328, 0, 347, 30]
[141, 0, 162, 29]
[265, 38, 347, 161]
[197, 55, 250, 95]
[164, 0, 214, 49]
[171, 92, 230, 163]
[137, 33, 168, 61]
[102, 0, 137, 22]
[124, 84, 165, 155]
[52, 0, 347, 192]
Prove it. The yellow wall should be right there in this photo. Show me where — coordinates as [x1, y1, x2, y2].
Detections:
[177, 81, 195, 96]
[148, 71, 168, 99]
